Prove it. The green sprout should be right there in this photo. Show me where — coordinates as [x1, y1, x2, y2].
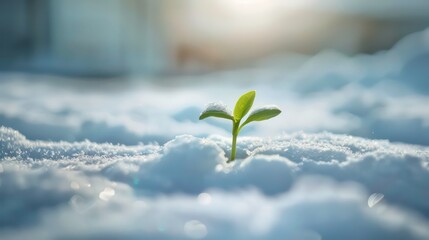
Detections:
[199, 90, 281, 162]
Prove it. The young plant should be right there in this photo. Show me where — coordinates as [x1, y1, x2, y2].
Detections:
[199, 90, 281, 162]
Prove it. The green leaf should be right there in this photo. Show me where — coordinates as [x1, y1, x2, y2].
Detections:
[233, 90, 255, 121]
[239, 105, 281, 130]
[199, 102, 234, 120]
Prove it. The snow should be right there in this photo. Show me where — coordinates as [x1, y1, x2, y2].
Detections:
[201, 102, 232, 115]
[1, 126, 429, 239]
[248, 105, 280, 115]
[1, 30, 429, 145]
[1, 28, 429, 239]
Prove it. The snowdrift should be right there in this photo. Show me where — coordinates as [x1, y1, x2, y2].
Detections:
[1, 127, 429, 239]
[1, 28, 429, 240]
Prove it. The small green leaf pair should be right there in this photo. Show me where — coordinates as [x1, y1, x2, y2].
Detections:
[199, 90, 281, 162]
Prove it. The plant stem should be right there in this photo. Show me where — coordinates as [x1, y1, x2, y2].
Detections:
[229, 121, 240, 162]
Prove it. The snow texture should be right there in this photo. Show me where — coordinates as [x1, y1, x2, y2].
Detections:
[202, 102, 232, 115]
[200, 102, 233, 119]
[1, 127, 429, 239]
[248, 105, 281, 115]
[1, 28, 429, 239]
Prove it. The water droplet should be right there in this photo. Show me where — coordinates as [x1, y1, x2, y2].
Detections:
[184, 220, 207, 239]
[368, 193, 384, 208]
[197, 193, 212, 205]
[99, 187, 115, 201]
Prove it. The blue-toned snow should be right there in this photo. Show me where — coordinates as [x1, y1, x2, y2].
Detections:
[1, 28, 429, 239]
[1, 127, 429, 239]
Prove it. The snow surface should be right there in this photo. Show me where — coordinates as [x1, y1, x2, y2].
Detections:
[1, 127, 429, 239]
[1, 28, 429, 239]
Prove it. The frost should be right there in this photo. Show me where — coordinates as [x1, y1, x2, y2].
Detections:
[249, 105, 280, 115]
[250, 105, 279, 112]
[201, 102, 232, 115]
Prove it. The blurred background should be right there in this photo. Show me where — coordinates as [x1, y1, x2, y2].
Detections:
[0, 0, 429, 147]
[1, 0, 429, 76]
